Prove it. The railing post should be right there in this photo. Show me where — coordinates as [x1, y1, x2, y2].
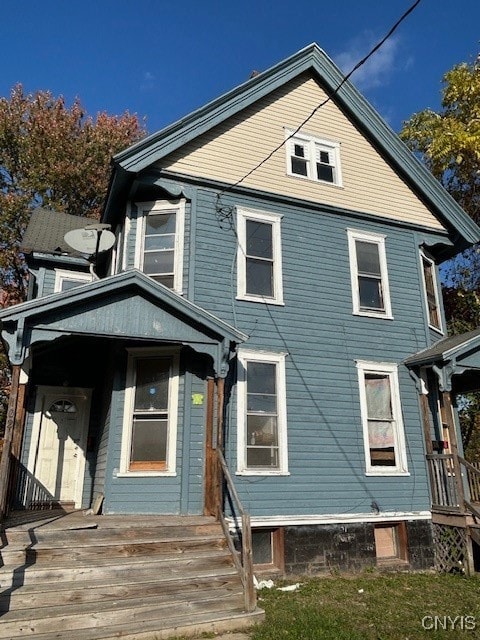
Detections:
[241, 512, 256, 612]
[0, 364, 21, 519]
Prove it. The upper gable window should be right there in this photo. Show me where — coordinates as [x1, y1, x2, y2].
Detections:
[347, 229, 392, 319]
[237, 207, 284, 305]
[421, 252, 443, 333]
[286, 130, 342, 187]
[54, 269, 93, 293]
[135, 200, 185, 293]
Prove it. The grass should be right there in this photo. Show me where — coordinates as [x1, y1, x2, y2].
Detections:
[251, 572, 480, 639]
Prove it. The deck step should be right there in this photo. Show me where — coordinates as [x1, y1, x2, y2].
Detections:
[9, 608, 265, 640]
[0, 572, 241, 612]
[0, 512, 262, 639]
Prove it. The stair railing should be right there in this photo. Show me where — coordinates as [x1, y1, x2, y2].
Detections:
[216, 449, 256, 613]
[458, 456, 480, 516]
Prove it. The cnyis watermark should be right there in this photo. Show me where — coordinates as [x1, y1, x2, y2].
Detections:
[421, 615, 476, 631]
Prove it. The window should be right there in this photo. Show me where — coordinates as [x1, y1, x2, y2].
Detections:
[357, 361, 408, 475]
[421, 252, 443, 332]
[54, 269, 93, 293]
[237, 208, 283, 304]
[347, 229, 392, 318]
[252, 528, 284, 572]
[120, 349, 179, 475]
[135, 200, 185, 292]
[286, 130, 342, 186]
[237, 350, 288, 475]
[374, 522, 408, 564]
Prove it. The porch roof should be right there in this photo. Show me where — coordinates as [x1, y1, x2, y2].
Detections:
[0, 269, 248, 375]
[405, 328, 480, 392]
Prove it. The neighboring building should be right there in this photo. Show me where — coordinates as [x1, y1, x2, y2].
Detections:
[2, 43, 480, 575]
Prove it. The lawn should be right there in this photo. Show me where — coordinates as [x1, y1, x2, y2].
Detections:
[251, 572, 480, 639]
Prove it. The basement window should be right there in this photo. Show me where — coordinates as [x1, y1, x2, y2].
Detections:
[252, 528, 284, 572]
[374, 522, 408, 564]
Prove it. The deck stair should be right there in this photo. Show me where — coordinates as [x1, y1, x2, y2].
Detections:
[0, 511, 263, 639]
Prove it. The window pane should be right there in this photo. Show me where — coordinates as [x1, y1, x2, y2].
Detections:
[247, 446, 279, 468]
[61, 279, 88, 292]
[319, 150, 330, 164]
[131, 417, 168, 463]
[291, 157, 308, 176]
[143, 250, 174, 275]
[423, 259, 440, 328]
[246, 258, 273, 297]
[359, 277, 384, 310]
[144, 234, 175, 251]
[294, 144, 305, 158]
[356, 241, 381, 275]
[246, 221, 273, 259]
[248, 362, 276, 394]
[252, 530, 273, 564]
[152, 274, 174, 288]
[365, 375, 392, 420]
[145, 212, 176, 235]
[134, 358, 170, 411]
[247, 415, 278, 446]
[316, 163, 333, 182]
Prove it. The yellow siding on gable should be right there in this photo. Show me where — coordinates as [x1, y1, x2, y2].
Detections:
[161, 74, 445, 230]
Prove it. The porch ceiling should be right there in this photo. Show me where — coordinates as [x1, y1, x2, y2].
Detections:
[0, 270, 248, 375]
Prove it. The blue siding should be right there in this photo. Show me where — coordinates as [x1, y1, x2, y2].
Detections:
[188, 186, 436, 517]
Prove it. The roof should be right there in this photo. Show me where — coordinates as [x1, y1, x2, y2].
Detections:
[0, 269, 248, 372]
[405, 328, 480, 367]
[103, 43, 480, 251]
[21, 208, 90, 257]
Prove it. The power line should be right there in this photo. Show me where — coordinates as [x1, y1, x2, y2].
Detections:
[216, 0, 421, 203]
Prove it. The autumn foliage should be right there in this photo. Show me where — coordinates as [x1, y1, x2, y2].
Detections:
[0, 84, 145, 429]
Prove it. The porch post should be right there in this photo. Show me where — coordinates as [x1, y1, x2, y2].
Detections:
[0, 364, 21, 519]
[442, 391, 466, 508]
[204, 377, 218, 517]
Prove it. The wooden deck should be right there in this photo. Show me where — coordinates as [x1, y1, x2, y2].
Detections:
[0, 510, 264, 639]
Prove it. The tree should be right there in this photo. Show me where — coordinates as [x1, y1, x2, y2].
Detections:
[0, 84, 145, 430]
[401, 56, 480, 459]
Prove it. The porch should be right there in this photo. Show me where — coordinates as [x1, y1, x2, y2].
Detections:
[406, 328, 480, 574]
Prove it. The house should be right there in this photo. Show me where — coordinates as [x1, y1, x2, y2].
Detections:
[2, 43, 480, 588]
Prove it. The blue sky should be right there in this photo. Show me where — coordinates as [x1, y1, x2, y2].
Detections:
[2, 1, 479, 135]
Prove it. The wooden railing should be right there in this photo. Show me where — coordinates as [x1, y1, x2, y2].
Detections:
[426, 454, 460, 510]
[458, 456, 480, 504]
[216, 449, 256, 613]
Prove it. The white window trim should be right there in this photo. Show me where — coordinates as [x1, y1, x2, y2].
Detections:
[236, 349, 289, 476]
[134, 199, 185, 294]
[285, 128, 342, 187]
[119, 347, 180, 477]
[420, 250, 444, 334]
[347, 228, 393, 319]
[54, 269, 93, 293]
[236, 207, 284, 305]
[356, 360, 409, 477]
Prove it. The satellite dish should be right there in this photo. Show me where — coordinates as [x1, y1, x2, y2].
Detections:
[64, 226, 116, 255]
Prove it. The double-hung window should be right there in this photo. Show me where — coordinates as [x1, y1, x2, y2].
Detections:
[120, 349, 179, 475]
[237, 208, 283, 304]
[237, 350, 288, 475]
[421, 252, 443, 332]
[286, 130, 342, 186]
[135, 200, 185, 292]
[347, 229, 392, 318]
[357, 361, 408, 475]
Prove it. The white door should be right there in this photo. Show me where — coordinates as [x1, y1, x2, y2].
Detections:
[29, 387, 91, 508]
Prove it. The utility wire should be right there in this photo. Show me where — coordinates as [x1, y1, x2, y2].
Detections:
[216, 0, 421, 203]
